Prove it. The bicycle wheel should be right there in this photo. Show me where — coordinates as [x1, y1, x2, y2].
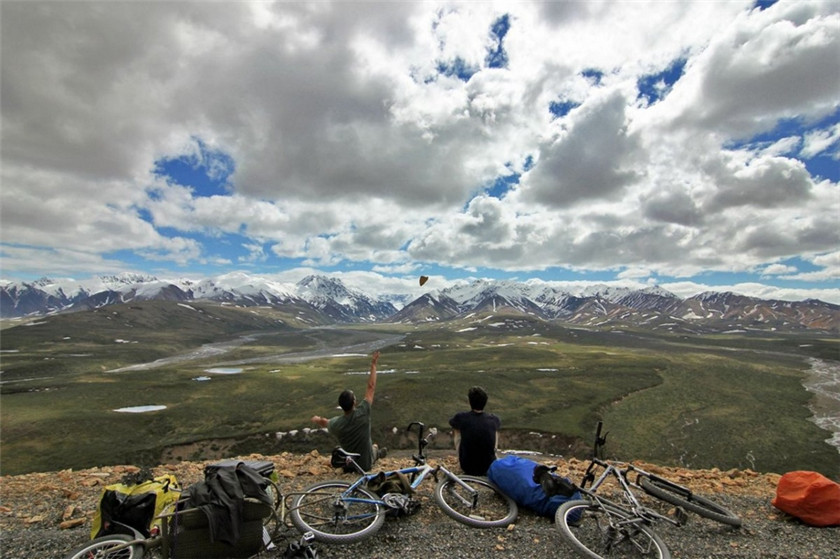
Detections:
[64, 534, 144, 559]
[638, 475, 741, 527]
[263, 479, 282, 526]
[289, 480, 385, 544]
[556, 499, 671, 559]
[434, 475, 518, 528]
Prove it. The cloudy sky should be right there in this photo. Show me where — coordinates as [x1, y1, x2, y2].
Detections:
[1, 0, 839, 303]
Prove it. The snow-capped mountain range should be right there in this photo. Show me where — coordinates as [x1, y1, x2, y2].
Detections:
[0, 273, 394, 323]
[390, 279, 838, 333]
[1, 273, 838, 333]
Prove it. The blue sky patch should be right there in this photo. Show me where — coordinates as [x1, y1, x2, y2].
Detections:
[486, 14, 510, 69]
[154, 138, 235, 197]
[437, 57, 478, 81]
[727, 110, 840, 181]
[486, 172, 521, 199]
[581, 68, 604, 85]
[136, 207, 154, 224]
[753, 0, 778, 10]
[637, 58, 687, 105]
[549, 99, 580, 119]
[522, 155, 535, 172]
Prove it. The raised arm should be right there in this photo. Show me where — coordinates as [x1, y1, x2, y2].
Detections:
[364, 351, 380, 404]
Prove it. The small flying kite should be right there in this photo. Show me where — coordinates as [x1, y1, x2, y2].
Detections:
[419, 276, 429, 286]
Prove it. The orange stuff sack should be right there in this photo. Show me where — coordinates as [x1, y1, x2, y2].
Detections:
[771, 470, 840, 527]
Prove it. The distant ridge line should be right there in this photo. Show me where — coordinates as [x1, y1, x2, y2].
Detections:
[1, 273, 837, 333]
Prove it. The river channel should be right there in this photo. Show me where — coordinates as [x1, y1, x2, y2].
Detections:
[107, 329, 404, 372]
[804, 358, 840, 453]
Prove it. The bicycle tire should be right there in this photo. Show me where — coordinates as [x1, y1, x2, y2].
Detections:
[434, 475, 518, 528]
[264, 479, 282, 526]
[638, 475, 741, 527]
[556, 499, 671, 559]
[289, 479, 385, 544]
[64, 534, 144, 559]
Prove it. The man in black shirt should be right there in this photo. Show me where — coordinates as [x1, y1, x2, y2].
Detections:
[448, 386, 500, 476]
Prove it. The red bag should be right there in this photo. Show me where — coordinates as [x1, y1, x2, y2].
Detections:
[771, 470, 840, 527]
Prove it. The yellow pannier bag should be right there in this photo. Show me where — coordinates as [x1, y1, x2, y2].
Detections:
[91, 474, 181, 539]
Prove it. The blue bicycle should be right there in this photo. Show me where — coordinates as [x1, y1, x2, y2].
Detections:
[289, 421, 518, 544]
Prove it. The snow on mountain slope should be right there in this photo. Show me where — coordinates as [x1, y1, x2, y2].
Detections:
[1, 274, 837, 333]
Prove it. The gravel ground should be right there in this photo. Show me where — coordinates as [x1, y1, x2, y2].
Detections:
[279, 494, 840, 559]
[2, 452, 838, 559]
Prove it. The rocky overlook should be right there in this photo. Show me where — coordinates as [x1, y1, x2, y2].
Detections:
[1, 450, 838, 559]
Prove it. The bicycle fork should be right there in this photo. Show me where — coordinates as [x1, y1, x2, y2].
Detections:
[439, 468, 479, 509]
[598, 512, 657, 554]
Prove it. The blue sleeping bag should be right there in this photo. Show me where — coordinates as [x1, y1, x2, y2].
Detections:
[487, 455, 580, 517]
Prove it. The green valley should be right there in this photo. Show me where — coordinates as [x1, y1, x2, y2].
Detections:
[1, 301, 837, 477]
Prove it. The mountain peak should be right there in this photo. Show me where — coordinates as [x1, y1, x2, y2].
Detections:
[637, 285, 678, 298]
[99, 273, 159, 285]
[0, 274, 836, 333]
[297, 275, 350, 298]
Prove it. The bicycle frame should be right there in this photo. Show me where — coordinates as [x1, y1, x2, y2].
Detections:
[578, 457, 684, 528]
[324, 422, 482, 517]
[550, 422, 740, 559]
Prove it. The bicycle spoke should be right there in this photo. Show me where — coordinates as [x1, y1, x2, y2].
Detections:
[557, 501, 670, 559]
[290, 482, 385, 544]
[434, 476, 517, 527]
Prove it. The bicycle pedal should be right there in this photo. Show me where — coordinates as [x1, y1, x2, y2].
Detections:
[675, 507, 689, 526]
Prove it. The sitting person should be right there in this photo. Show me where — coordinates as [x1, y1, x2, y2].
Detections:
[449, 386, 500, 476]
[311, 351, 385, 471]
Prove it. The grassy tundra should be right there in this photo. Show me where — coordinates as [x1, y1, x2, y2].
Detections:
[1, 301, 837, 477]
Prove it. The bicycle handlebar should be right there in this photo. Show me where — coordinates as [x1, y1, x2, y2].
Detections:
[406, 421, 432, 464]
[406, 421, 425, 437]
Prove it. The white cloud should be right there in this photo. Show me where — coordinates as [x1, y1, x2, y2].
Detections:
[762, 263, 799, 276]
[760, 136, 801, 157]
[1, 0, 837, 300]
[660, 280, 840, 305]
[801, 122, 840, 159]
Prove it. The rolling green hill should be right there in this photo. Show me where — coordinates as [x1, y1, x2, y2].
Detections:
[1, 302, 837, 477]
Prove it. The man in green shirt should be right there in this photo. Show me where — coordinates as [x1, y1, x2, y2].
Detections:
[311, 351, 385, 471]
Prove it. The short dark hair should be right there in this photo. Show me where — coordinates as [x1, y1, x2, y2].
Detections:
[468, 386, 488, 411]
[338, 390, 355, 412]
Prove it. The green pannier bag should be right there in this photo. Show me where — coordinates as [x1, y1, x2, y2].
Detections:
[91, 474, 181, 539]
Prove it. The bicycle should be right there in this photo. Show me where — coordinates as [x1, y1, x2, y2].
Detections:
[533, 422, 741, 559]
[65, 460, 316, 559]
[288, 421, 518, 544]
